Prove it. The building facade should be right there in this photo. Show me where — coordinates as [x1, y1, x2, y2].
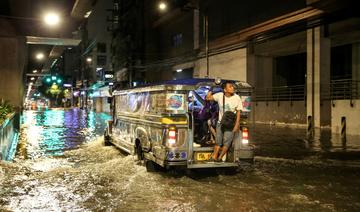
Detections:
[109, 0, 359, 135]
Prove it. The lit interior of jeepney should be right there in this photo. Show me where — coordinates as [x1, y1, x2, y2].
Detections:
[188, 84, 251, 146]
[189, 86, 223, 146]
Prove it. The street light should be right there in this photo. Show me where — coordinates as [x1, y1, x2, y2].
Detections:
[33, 70, 38, 73]
[158, 2, 167, 11]
[36, 53, 45, 60]
[44, 12, 60, 26]
[86, 57, 92, 63]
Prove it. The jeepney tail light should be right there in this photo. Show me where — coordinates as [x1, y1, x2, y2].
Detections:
[168, 128, 177, 146]
[242, 128, 249, 145]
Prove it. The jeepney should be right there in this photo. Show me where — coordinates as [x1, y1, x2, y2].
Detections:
[104, 78, 254, 171]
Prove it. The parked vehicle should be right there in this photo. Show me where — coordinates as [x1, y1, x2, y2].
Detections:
[104, 78, 254, 171]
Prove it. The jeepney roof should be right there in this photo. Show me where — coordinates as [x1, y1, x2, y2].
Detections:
[113, 78, 252, 95]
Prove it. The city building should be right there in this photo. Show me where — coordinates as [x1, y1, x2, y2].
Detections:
[111, 0, 359, 135]
[71, 0, 113, 113]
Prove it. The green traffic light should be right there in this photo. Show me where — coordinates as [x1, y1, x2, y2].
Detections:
[51, 76, 57, 81]
[46, 78, 51, 83]
[57, 79, 62, 84]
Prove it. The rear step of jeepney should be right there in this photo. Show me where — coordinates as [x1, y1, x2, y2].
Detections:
[188, 147, 238, 169]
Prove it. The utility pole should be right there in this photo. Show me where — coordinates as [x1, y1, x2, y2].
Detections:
[205, 15, 209, 78]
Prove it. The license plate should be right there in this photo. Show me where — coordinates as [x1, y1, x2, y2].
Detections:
[196, 152, 212, 161]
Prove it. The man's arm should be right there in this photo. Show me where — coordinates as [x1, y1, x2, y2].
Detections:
[233, 96, 242, 132]
[206, 90, 215, 101]
[232, 110, 241, 133]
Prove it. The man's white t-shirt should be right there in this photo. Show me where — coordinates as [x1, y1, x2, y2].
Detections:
[213, 92, 243, 122]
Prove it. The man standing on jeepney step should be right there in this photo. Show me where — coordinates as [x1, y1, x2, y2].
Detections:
[206, 81, 243, 162]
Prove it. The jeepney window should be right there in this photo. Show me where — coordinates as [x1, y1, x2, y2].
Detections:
[115, 92, 150, 115]
[150, 92, 166, 114]
[116, 90, 187, 115]
[143, 92, 150, 112]
[115, 95, 121, 115]
[128, 93, 142, 113]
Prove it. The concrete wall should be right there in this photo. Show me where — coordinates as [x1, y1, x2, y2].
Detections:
[331, 100, 360, 135]
[252, 101, 307, 124]
[0, 19, 27, 108]
[194, 48, 247, 81]
[0, 113, 19, 161]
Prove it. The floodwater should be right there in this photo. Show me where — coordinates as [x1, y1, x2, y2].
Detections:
[1, 109, 360, 211]
[252, 124, 360, 160]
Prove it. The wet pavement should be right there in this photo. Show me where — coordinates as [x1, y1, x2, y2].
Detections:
[1, 109, 360, 211]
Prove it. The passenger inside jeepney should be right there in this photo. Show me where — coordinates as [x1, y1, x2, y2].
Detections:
[190, 87, 219, 146]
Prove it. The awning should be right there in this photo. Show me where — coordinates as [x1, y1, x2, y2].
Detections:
[26, 36, 81, 46]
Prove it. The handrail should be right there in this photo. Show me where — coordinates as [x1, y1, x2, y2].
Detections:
[253, 80, 360, 102]
[330, 79, 360, 100]
[254, 85, 306, 102]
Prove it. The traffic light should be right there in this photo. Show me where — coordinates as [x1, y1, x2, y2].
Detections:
[43, 75, 63, 85]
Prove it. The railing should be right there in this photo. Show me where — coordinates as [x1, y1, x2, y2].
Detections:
[330, 79, 360, 100]
[254, 80, 360, 103]
[0, 113, 19, 161]
[254, 85, 306, 102]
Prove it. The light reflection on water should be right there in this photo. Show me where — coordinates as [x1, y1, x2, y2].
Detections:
[18, 108, 111, 159]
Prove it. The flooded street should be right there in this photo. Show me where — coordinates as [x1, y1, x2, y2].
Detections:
[1, 109, 360, 211]
[252, 124, 360, 161]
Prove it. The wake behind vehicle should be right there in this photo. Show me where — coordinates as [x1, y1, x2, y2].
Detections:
[104, 78, 254, 171]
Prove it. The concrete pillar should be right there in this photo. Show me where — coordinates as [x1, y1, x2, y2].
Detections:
[257, 56, 273, 88]
[306, 26, 331, 128]
[246, 53, 256, 86]
[0, 37, 26, 108]
[247, 55, 273, 88]
[352, 42, 360, 82]
[246, 47, 256, 124]
[193, 9, 200, 50]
